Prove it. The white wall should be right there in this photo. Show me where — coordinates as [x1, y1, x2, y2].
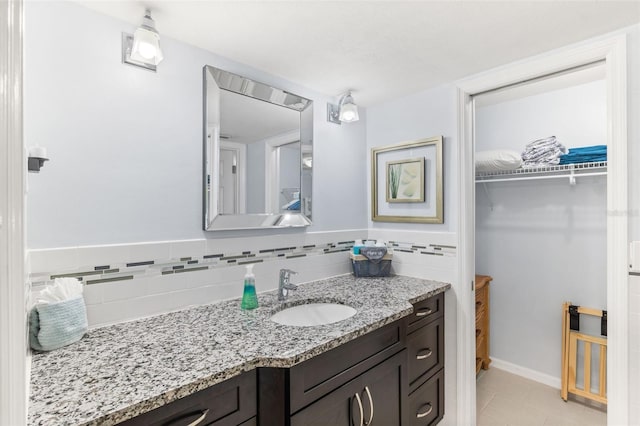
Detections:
[24, 1, 368, 249]
[475, 80, 607, 388]
[366, 85, 459, 426]
[476, 79, 607, 150]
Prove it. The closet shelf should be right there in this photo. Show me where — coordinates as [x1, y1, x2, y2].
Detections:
[475, 161, 607, 184]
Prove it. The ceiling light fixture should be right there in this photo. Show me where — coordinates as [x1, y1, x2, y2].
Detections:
[122, 9, 164, 72]
[327, 91, 360, 124]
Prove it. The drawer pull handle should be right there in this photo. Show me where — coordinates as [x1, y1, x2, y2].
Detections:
[363, 386, 374, 425]
[416, 349, 433, 360]
[186, 409, 209, 426]
[416, 403, 433, 419]
[352, 392, 364, 426]
[416, 308, 433, 317]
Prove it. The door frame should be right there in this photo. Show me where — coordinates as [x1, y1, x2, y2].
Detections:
[219, 141, 247, 214]
[0, 0, 28, 424]
[264, 130, 300, 214]
[456, 35, 628, 425]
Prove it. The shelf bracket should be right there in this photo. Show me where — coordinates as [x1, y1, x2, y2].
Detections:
[569, 165, 576, 185]
[481, 182, 494, 211]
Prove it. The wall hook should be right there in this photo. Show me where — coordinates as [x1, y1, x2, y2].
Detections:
[28, 146, 49, 173]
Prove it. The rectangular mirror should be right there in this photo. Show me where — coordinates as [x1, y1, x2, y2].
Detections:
[203, 66, 313, 231]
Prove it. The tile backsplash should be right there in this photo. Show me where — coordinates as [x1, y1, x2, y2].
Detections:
[28, 230, 457, 328]
[30, 240, 357, 287]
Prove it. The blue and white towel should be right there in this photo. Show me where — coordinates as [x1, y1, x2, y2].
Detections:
[521, 136, 568, 167]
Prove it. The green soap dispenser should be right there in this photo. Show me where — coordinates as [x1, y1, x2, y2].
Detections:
[241, 264, 258, 310]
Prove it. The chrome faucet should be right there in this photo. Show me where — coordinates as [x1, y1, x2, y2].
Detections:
[278, 269, 298, 301]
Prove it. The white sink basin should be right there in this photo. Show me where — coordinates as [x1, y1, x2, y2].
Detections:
[270, 303, 357, 327]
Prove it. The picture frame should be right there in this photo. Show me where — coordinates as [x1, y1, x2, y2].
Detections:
[371, 136, 443, 223]
[385, 157, 425, 203]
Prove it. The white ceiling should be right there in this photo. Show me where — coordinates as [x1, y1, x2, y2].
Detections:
[78, 1, 640, 107]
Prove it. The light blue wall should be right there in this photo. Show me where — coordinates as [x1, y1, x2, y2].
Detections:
[366, 84, 458, 232]
[475, 79, 607, 386]
[25, 1, 367, 249]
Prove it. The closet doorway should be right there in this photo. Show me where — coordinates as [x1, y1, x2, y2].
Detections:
[473, 64, 607, 425]
[456, 36, 628, 426]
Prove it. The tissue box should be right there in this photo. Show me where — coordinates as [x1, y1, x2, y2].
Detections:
[29, 296, 88, 351]
[350, 247, 392, 277]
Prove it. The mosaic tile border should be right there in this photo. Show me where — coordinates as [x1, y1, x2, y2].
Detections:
[29, 239, 457, 287]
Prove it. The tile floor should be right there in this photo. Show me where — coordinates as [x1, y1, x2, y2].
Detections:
[477, 368, 606, 426]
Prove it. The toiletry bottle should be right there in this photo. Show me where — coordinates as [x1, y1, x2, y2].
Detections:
[353, 239, 363, 255]
[241, 264, 258, 310]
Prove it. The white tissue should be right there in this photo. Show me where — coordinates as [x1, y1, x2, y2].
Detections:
[35, 277, 83, 306]
[375, 240, 386, 247]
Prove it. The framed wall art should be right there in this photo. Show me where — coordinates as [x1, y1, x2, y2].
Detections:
[371, 136, 443, 223]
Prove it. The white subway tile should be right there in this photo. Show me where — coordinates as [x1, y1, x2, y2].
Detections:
[100, 277, 149, 303]
[29, 248, 78, 273]
[170, 239, 206, 259]
[127, 242, 171, 263]
[368, 229, 457, 247]
[82, 283, 103, 305]
[75, 244, 129, 268]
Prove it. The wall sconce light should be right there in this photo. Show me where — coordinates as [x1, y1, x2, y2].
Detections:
[327, 91, 360, 124]
[122, 9, 164, 72]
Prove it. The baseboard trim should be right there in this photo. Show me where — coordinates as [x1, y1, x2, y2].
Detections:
[490, 357, 561, 389]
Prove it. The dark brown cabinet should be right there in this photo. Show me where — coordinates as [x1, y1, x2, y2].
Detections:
[290, 350, 407, 426]
[407, 293, 445, 425]
[121, 292, 445, 426]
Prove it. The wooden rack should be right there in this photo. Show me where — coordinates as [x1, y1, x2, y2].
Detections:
[561, 302, 607, 405]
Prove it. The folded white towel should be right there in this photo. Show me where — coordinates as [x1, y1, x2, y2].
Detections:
[522, 136, 567, 166]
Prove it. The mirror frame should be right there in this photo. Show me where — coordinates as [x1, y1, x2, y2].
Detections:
[203, 65, 313, 231]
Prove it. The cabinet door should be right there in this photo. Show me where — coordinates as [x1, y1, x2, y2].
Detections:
[290, 350, 407, 426]
[407, 318, 444, 392]
[120, 370, 256, 426]
[358, 349, 408, 426]
[407, 369, 444, 426]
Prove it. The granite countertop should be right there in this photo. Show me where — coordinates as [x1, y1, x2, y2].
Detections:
[28, 274, 450, 426]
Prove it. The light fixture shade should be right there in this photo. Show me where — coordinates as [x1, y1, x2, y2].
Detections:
[130, 27, 163, 65]
[338, 92, 359, 123]
[339, 100, 359, 122]
[126, 10, 163, 67]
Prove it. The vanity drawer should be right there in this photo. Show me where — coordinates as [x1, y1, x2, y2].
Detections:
[408, 368, 445, 426]
[408, 293, 443, 334]
[407, 317, 444, 392]
[120, 370, 256, 426]
[289, 319, 406, 414]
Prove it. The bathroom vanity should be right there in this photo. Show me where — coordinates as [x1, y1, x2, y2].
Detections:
[28, 275, 449, 425]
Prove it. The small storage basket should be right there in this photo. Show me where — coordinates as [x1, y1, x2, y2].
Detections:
[350, 247, 392, 277]
[29, 296, 88, 351]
